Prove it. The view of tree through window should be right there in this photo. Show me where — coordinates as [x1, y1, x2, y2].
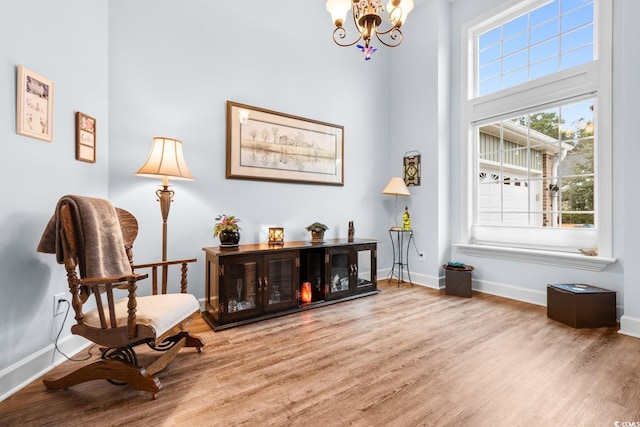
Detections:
[477, 99, 594, 227]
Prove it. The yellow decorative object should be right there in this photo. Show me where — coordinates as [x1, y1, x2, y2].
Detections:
[403, 206, 411, 230]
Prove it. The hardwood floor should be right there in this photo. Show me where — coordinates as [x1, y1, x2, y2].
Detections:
[2, 281, 639, 426]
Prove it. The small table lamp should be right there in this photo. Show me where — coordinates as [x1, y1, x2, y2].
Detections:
[135, 136, 194, 261]
[382, 177, 411, 230]
[268, 227, 285, 245]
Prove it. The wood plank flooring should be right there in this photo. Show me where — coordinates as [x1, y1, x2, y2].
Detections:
[1, 281, 639, 426]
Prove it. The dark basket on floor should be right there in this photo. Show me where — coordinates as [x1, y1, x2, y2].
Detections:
[442, 264, 475, 272]
[442, 264, 474, 297]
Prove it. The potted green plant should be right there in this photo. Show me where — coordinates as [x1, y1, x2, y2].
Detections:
[214, 214, 241, 247]
[305, 222, 329, 242]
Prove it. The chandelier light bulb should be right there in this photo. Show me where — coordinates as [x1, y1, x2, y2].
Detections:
[326, 0, 352, 27]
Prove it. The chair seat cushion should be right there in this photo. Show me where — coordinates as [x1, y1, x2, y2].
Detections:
[83, 293, 200, 338]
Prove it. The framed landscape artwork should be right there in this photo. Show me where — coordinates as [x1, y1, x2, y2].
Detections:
[76, 112, 96, 163]
[226, 101, 344, 186]
[16, 65, 54, 142]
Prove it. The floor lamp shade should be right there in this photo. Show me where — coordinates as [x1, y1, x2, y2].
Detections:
[135, 136, 194, 261]
[135, 137, 194, 182]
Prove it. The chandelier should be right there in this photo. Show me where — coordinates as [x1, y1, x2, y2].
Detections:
[326, 0, 414, 58]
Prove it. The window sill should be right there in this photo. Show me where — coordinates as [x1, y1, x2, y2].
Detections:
[454, 244, 616, 271]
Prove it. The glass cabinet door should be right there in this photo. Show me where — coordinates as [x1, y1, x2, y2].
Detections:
[354, 244, 377, 294]
[326, 247, 352, 299]
[263, 252, 298, 313]
[221, 256, 260, 320]
[301, 248, 326, 303]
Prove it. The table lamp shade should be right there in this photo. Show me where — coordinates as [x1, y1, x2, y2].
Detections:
[135, 137, 194, 181]
[382, 177, 411, 196]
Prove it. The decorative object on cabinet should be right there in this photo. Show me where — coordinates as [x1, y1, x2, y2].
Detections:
[203, 238, 377, 330]
[325, 0, 414, 54]
[403, 150, 421, 186]
[306, 222, 329, 242]
[135, 136, 194, 261]
[16, 65, 54, 142]
[75, 112, 96, 163]
[218, 230, 240, 248]
[226, 101, 344, 186]
[348, 220, 355, 242]
[214, 214, 241, 247]
[37, 195, 204, 399]
[382, 177, 411, 230]
[268, 227, 285, 245]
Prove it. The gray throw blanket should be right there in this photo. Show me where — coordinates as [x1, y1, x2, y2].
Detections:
[37, 195, 132, 279]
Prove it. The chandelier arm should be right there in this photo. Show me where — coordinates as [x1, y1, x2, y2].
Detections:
[332, 27, 364, 47]
[374, 27, 403, 47]
[387, 5, 404, 27]
[351, 2, 366, 37]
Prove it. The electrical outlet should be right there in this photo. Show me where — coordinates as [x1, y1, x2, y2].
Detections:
[53, 292, 66, 316]
[418, 252, 425, 262]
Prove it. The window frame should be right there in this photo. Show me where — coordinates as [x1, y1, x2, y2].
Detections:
[456, 0, 615, 270]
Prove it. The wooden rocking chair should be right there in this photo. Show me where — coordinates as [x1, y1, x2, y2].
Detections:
[37, 195, 204, 399]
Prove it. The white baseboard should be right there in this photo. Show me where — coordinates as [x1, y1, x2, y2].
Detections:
[619, 315, 640, 338]
[379, 268, 442, 290]
[471, 277, 547, 306]
[380, 268, 546, 305]
[0, 334, 90, 403]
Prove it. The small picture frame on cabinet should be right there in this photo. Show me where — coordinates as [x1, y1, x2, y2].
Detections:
[76, 112, 96, 163]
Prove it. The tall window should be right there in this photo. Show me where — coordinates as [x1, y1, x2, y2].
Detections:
[478, 0, 595, 96]
[463, 0, 612, 259]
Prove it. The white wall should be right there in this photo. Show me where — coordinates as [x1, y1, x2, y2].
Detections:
[388, 0, 452, 288]
[0, 0, 400, 402]
[106, 0, 396, 300]
[0, 0, 109, 400]
[618, 0, 640, 337]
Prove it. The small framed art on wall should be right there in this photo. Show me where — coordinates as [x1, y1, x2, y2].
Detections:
[16, 65, 54, 142]
[76, 112, 96, 163]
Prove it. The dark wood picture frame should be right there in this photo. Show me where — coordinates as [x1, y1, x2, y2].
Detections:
[75, 112, 96, 163]
[226, 101, 344, 186]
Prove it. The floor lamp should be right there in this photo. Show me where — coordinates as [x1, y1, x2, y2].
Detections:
[135, 136, 194, 261]
[382, 176, 411, 230]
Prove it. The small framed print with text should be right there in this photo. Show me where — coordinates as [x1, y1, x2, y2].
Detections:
[16, 65, 54, 142]
[76, 112, 96, 163]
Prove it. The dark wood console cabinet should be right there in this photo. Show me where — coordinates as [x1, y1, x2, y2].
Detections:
[203, 238, 377, 330]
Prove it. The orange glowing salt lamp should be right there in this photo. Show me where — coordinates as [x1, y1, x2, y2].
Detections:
[301, 282, 312, 303]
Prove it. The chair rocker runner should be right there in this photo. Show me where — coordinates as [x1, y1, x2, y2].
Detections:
[37, 195, 204, 399]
